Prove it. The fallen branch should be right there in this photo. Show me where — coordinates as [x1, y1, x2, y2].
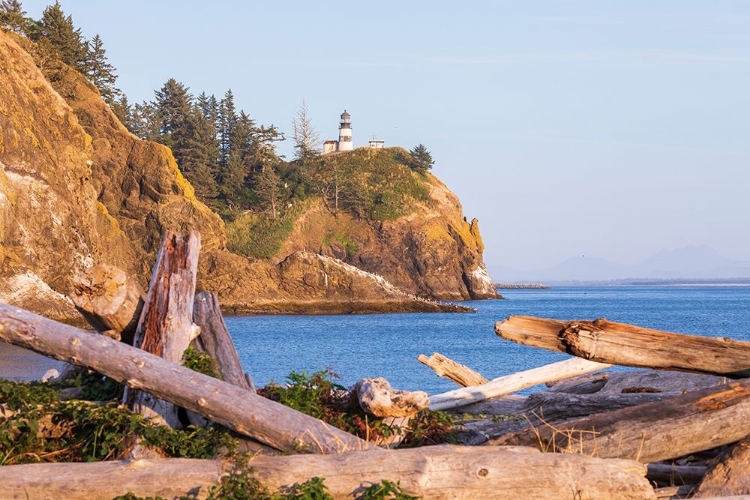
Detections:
[0, 445, 656, 500]
[417, 352, 488, 387]
[428, 357, 611, 411]
[495, 316, 750, 377]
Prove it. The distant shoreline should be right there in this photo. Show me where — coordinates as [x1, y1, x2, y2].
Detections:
[495, 283, 550, 289]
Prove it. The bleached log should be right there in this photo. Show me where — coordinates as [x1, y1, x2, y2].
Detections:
[353, 377, 428, 417]
[70, 264, 145, 344]
[495, 380, 750, 463]
[0, 304, 372, 454]
[191, 291, 252, 391]
[428, 357, 611, 411]
[417, 352, 488, 387]
[0, 445, 656, 500]
[495, 316, 750, 377]
[123, 231, 202, 430]
[695, 437, 750, 497]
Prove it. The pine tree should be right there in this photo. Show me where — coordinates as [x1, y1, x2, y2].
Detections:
[84, 34, 121, 106]
[153, 78, 192, 150]
[408, 144, 434, 173]
[35, 1, 86, 71]
[218, 89, 238, 166]
[129, 101, 159, 140]
[254, 166, 282, 219]
[292, 99, 320, 161]
[0, 0, 30, 34]
[175, 108, 220, 202]
[110, 94, 132, 129]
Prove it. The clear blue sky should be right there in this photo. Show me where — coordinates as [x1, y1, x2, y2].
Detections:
[22, 1, 750, 276]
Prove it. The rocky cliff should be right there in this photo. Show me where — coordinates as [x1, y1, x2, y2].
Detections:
[0, 30, 495, 321]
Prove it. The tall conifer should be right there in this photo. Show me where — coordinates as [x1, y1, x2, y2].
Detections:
[36, 1, 86, 70]
[0, 0, 30, 34]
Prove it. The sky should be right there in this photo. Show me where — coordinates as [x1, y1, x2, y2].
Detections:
[22, 1, 750, 278]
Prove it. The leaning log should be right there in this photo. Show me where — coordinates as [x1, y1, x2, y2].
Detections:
[417, 352, 488, 387]
[70, 264, 145, 344]
[428, 357, 611, 411]
[123, 231, 202, 430]
[0, 445, 656, 500]
[695, 437, 750, 497]
[0, 304, 372, 454]
[495, 316, 750, 377]
[495, 380, 750, 463]
[192, 291, 253, 391]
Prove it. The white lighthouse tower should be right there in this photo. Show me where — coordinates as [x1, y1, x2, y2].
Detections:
[337, 110, 353, 151]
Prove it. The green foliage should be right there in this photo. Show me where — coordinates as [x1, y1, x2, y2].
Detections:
[322, 232, 358, 256]
[361, 480, 420, 500]
[399, 409, 455, 448]
[407, 145, 434, 173]
[226, 201, 309, 259]
[182, 346, 220, 379]
[0, 380, 236, 465]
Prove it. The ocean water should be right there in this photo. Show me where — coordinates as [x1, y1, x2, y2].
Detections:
[226, 286, 750, 395]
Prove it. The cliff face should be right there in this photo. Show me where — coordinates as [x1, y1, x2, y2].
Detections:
[276, 172, 497, 301]
[0, 31, 494, 321]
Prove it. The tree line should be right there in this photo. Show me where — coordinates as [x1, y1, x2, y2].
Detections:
[1, 0, 435, 221]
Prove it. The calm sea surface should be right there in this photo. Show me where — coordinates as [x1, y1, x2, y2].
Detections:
[226, 286, 750, 395]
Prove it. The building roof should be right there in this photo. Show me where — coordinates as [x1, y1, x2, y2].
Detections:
[340, 110, 351, 119]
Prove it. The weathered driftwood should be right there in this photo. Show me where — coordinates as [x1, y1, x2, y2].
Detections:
[647, 463, 707, 487]
[695, 437, 750, 497]
[353, 377, 429, 417]
[428, 357, 611, 411]
[495, 316, 750, 377]
[417, 352, 488, 387]
[70, 264, 145, 344]
[0, 445, 656, 500]
[495, 380, 750, 463]
[192, 291, 253, 391]
[546, 372, 610, 394]
[521, 391, 678, 422]
[123, 231, 202, 430]
[599, 370, 730, 394]
[654, 484, 696, 499]
[0, 304, 372, 453]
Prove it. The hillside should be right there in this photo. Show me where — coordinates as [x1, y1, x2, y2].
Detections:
[0, 30, 496, 321]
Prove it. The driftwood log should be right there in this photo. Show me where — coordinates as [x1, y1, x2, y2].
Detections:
[0, 445, 656, 500]
[495, 316, 750, 377]
[191, 291, 253, 391]
[123, 231, 202, 430]
[695, 437, 750, 497]
[353, 377, 428, 417]
[521, 391, 678, 422]
[417, 352, 488, 387]
[428, 357, 611, 411]
[495, 380, 750, 463]
[0, 303, 372, 454]
[70, 263, 145, 344]
[647, 463, 707, 487]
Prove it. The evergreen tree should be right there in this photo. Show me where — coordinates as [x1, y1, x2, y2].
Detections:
[0, 0, 30, 34]
[129, 101, 159, 140]
[153, 78, 192, 150]
[178, 109, 219, 201]
[84, 34, 121, 106]
[35, 1, 86, 71]
[110, 94, 132, 129]
[292, 99, 320, 161]
[254, 166, 282, 219]
[218, 89, 238, 166]
[408, 144, 434, 173]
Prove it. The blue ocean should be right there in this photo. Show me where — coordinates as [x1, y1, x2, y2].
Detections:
[226, 286, 750, 395]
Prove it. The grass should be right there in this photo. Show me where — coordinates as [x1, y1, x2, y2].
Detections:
[225, 200, 311, 259]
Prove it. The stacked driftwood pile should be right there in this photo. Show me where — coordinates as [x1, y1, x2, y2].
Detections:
[0, 231, 748, 499]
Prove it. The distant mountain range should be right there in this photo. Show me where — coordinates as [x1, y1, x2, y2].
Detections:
[492, 245, 750, 283]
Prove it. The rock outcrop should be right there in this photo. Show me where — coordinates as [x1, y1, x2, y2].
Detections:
[0, 30, 494, 321]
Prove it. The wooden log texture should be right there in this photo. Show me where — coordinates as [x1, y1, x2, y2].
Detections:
[353, 377, 429, 417]
[70, 264, 145, 344]
[124, 231, 202, 429]
[695, 437, 750, 497]
[0, 304, 372, 454]
[647, 463, 707, 487]
[521, 391, 678, 422]
[192, 291, 252, 391]
[495, 380, 750, 463]
[428, 357, 611, 411]
[417, 352, 488, 387]
[0, 446, 656, 500]
[495, 316, 750, 377]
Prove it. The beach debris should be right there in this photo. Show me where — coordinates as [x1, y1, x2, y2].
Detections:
[417, 352, 489, 387]
[352, 377, 428, 417]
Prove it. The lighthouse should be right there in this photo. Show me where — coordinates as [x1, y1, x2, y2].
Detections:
[338, 110, 353, 151]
